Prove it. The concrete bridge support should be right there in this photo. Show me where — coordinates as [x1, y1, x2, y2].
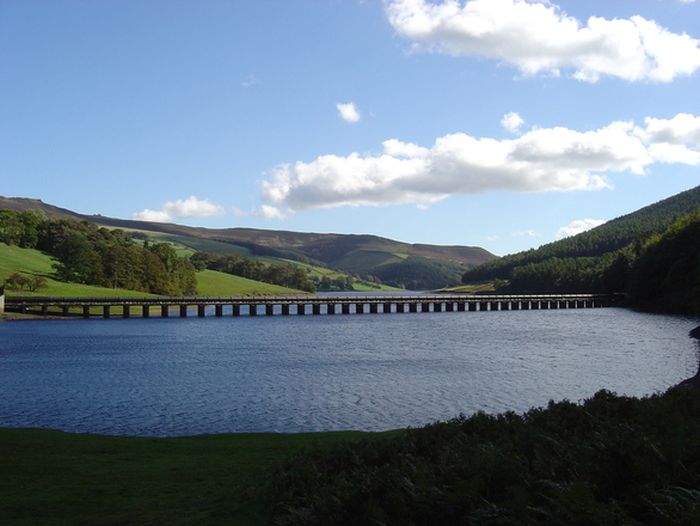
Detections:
[313, 304, 321, 315]
[422, 302, 431, 313]
[342, 304, 350, 315]
[232, 304, 240, 316]
[383, 302, 392, 313]
[197, 305, 206, 317]
[103, 305, 110, 319]
[180, 305, 188, 317]
[83, 305, 90, 318]
[457, 302, 465, 312]
[468, 302, 477, 312]
[142, 305, 150, 318]
[409, 303, 418, 313]
[297, 304, 306, 315]
[357, 303, 366, 314]
[369, 303, 378, 314]
[327, 304, 335, 315]
[217, 305, 225, 317]
[282, 304, 290, 315]
[479, 301, 488, 311]
[446, 302, 454, 312]
[161, 305, 169, 318]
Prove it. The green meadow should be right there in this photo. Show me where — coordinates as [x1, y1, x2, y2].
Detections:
[0, 243, 303, 300]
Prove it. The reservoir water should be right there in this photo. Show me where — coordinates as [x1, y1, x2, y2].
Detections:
[1, 307, 698, 436]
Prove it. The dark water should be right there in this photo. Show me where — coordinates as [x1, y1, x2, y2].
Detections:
[1, 308, 698, 436]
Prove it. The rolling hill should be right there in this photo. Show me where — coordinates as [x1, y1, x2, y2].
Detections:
[0, 196, 495, 289]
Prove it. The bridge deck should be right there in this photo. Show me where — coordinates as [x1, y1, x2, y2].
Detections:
[4, 294, 614, 318]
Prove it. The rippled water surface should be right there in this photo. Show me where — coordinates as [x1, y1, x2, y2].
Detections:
[1, 308, 698, 436]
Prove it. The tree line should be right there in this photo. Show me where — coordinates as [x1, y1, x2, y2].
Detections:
[463, 208, 700, 315]
[0, 209, 197, 295]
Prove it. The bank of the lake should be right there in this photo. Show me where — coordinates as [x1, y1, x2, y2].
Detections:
[2, 311, 699, 524]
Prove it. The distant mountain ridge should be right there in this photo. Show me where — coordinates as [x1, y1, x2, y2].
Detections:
[0, 196, 495, 289]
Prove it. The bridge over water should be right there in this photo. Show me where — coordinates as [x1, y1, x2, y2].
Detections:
[4, 294, 614, 319]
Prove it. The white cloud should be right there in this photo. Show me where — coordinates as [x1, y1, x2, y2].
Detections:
[385, 0, 700, 83]
[501, 112, 525, 133]
[336, 102, 361, 123]
[512, 229, 541, 237]
[241, 73, 260, 88]
[232, 207, 248, 217]
[557, 218, 606, 238]
[133, 196, 225, 223]
[260, 113, 700, 212]
[251, 205, 286, 220]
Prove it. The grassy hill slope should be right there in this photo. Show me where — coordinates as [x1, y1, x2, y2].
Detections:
[0, 243, 302, 297]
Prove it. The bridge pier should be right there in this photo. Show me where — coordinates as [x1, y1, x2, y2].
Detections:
[421, 302, 430, 313]
[357, 303, 366, 314]
[232, 304, 240, 316]
[180, 305, 188, 317]
[82, 305, 90, 318]
[249, 304, 257, 316]
[369, 303, 378, 314]
[142, 305, 150, 318]
[445, 302, 454, 312]
[161, 305, 169, 318]
[409, 303, 418, 313]
[383, 302, 392, 313]
[457, 302, 465, 312]
[198, 305, 206, 317]
[282, 304, 290, 316]
[342, 304, 350, 315]
[313, 304, 321, 315]
[479, 301, 488, 311]
[398, 303, 408, 313]
[297, 304, 306, 315]
[216, 305, 225, 317]
[327, 304, 335, 315]
[103, 305, 110, 319]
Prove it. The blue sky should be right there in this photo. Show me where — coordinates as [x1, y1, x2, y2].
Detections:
[1, 0, 699, 256]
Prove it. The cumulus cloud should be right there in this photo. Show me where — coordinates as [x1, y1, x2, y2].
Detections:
[133, 196, 225, 223]
[336, 102, 361, 123]
[251, 205, 286, 220]
[260, 113, 700, 212]
[501, 112, 524, 133]
[557, 218, 606, 238]
[385, 0, 700, 83]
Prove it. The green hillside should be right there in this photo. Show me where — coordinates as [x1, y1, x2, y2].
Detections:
[0, 243, 159, 298]
[0, 243, 301, 298]
[195, 269, 302, 296]
[0, 196, 496, 290]
[463, 184, 700, 285]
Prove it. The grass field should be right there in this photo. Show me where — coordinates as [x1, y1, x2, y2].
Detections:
[0, 428, 389, 525]
[0, 243, 160, 298]
[0, 243, 303, 299]
[195, 269, 302, 296]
